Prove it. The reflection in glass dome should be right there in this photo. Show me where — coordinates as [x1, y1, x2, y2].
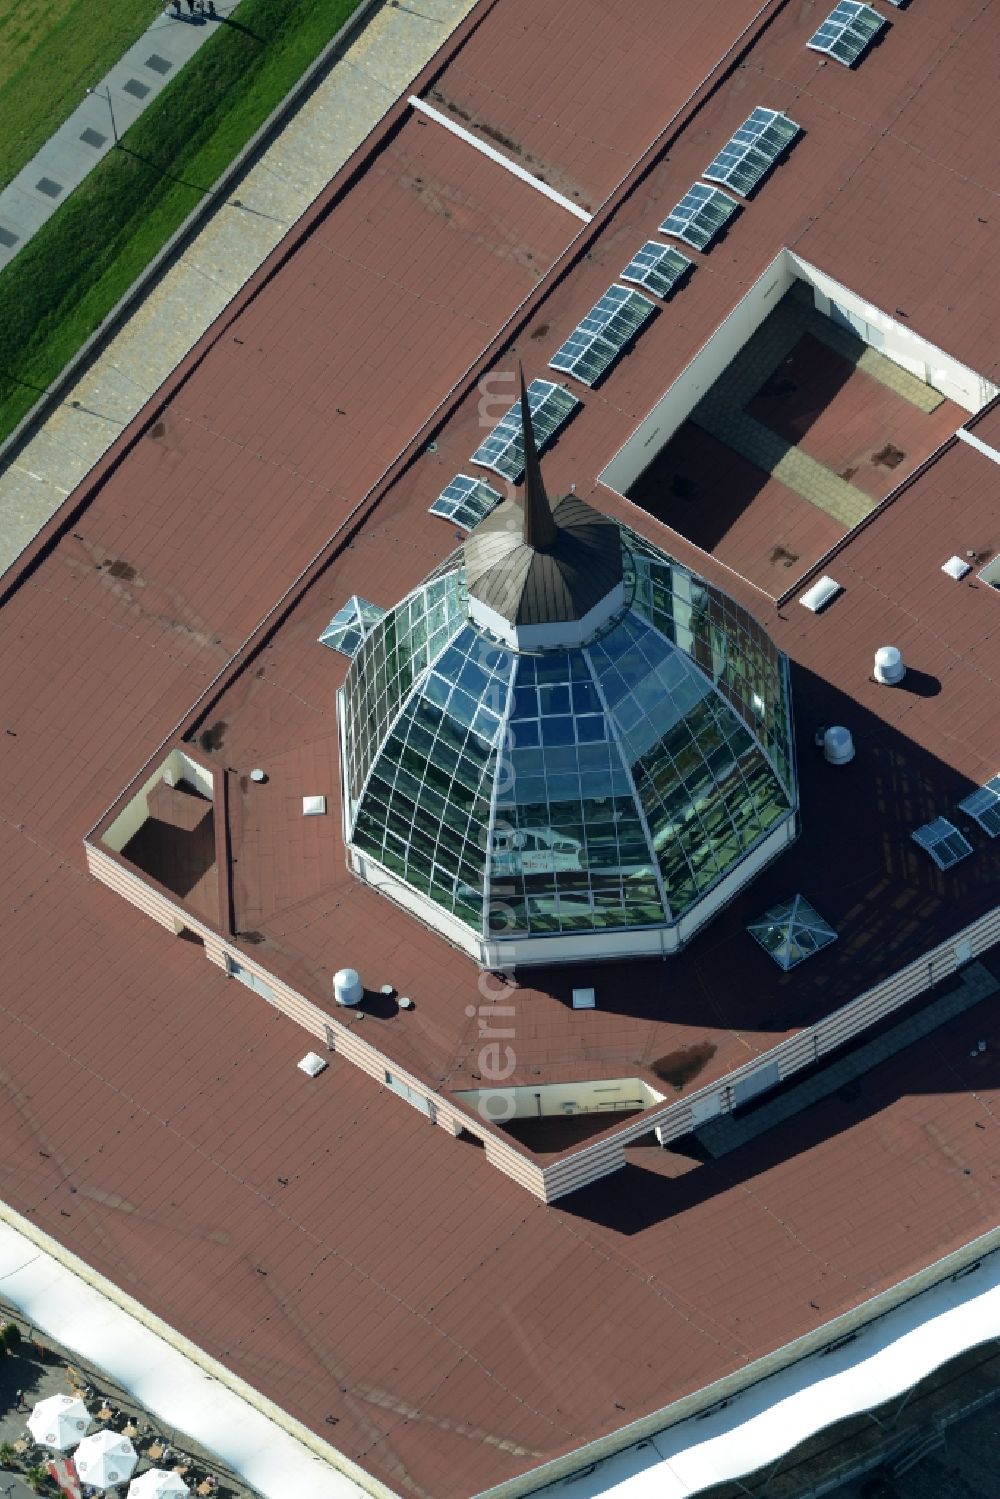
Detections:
[338, 375, 796, 965]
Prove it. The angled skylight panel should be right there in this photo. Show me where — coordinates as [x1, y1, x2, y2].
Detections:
[807, 2, 886, 66]
[958, 775, 1000, 837]
[620, 241, 693, 299]
[429, 474, 502, 531]
[702, 107, 800, 197]
[471, 378, 579, 482]
[549, 285, 656, 388]
[319, 595, 386, 657]
[747, 895, 837, 971]
[660, 183, 739, 251]
[911, 817, 973, 870]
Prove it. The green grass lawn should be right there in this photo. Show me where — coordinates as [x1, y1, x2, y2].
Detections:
[0, 0, 364, 445]
[0, 0, 165, 189]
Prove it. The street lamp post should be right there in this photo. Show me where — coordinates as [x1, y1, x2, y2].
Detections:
[86, 85, 119, 147]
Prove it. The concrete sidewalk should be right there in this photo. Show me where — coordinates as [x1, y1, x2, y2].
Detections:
[0, 0, 477, 573]
[0, 3, 241, 271]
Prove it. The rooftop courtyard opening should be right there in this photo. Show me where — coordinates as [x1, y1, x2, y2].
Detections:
[600, 251, 998, 596]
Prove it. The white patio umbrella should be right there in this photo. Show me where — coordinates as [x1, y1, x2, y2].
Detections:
[127, 1471, 190, 1499]
[73, 1429, 138, 1489]
[27, 1392, 91, 1450]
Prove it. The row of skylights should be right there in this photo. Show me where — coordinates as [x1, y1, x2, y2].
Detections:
[660, 182, 739, 251]
[657, 107, 799, 254]
[620, 241, 693, 299]
[911, 817, 973, 871]
[748, 894, 837, 971]
[548, 284, 656, 388]
[442, 107, 799, 510]
[958, 775, 1000, 837]
[808, 2, 886, 67]
[429, 474, 502, 531]
[318, 595, 386, 658]
[703, 107, 801, 198]
[471, 378, 580, 482]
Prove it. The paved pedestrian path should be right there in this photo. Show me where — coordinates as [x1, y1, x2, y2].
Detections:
[695, 960, 999, 1159]
[0, 3, 239, 271]
[0, 0, 477, 573]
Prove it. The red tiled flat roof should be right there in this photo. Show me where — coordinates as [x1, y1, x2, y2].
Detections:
[133, 429, 997, 1121]
[424, 0, 773, 208]
[2, 0, 1000, 1494]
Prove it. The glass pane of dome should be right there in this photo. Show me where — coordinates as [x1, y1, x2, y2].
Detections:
[342, 565, 466, 820]
[490, 650, 667, 937]
[349, 617, 515, 931]
[588, 610, 791, 920]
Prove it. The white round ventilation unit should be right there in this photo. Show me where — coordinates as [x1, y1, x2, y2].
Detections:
[823, 726, 855, 765]
[333, 968, 363, 1006]
[874, 646, 905, 685]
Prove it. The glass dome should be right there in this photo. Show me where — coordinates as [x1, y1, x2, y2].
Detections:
[339, 527, 797, 964]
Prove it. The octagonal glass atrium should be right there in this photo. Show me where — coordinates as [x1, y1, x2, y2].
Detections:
[338, 381, 797, 966]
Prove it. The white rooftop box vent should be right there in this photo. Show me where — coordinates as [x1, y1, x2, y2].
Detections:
[333, 968, 363, 1006]
[298, 1051, 328, 1077]
[398, 996, 414, 1010]
[302, 795, 327, 816]
[572, 987, 596, 1009]
[824, 726, 855, 765]
[942, 555, 971, 581]
[874, 646, 905, 684]
[249, 768, 267, 784]
[800, 575, 842, 613]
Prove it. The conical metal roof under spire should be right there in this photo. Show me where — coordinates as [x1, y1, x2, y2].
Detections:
[463, 371, 623, 645]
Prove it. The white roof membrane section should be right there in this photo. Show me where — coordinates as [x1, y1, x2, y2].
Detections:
[470, 378, 579, 481]
[659, 183, 739, 251]
[429, 474, 503, 530]
[547, 1244, 1000, 1498]
[702, 107, 800, 197]
[0, 1220, 368, 1499]
[807, 1, 887, 66]
[549, 284, 656, 388]
[620, 241, 693, 299]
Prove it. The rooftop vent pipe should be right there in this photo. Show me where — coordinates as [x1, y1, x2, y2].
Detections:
[823, 726, 855, 765]
[874, 646, 905, 685]
[334, 968, 363, 1006]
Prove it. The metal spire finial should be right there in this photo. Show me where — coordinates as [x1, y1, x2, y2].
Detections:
[518, 364, 557, 551]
